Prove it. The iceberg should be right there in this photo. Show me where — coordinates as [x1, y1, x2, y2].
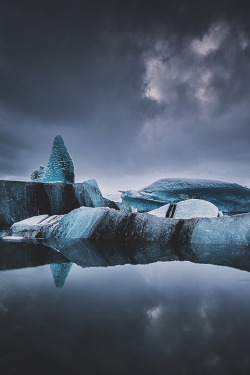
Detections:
[174, 199, 218, 219]
[0, 180, 86, 227]
[9, 207, 179, 243]
[50, 207, 180, 242]
[83, 179, 105, 207]
[10, 214, 63, 238]
[148, 199, 218, 219]
[42, 135, 75, 183]
[82, 179, 131, 211]
[31, 165, 45, 182]
[148, 204, 171, 218]
[121, 178, 250, 213]
[191, 213, 250, 245]
[8, 208, 250, 246]
[0, 179, 124, 228]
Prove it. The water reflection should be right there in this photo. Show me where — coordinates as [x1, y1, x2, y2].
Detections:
[50, 263, 72, 288]
[1, 239, 250, 289]
[0, 261, 250, 375]
[0, 239, 69, 271]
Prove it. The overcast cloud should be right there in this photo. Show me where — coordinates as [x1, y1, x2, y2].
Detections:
[0, 0, 250, 194]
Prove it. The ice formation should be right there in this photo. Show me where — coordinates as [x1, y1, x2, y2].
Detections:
[0, 180, 88, 227]
[8, 207, 250, 245]
[148, 204, 171, 218]
[42, 135, 75, 183]
[83, 179, 105, 207]
[191, 213, 250, 245]
[173, 199, 218, 219]
[121, 178, 250, 213]
[31, 165, 45, 182]
[11, 214, 63, 238]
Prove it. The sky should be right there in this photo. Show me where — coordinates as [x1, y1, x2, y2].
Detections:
[0, 0, 250, 195]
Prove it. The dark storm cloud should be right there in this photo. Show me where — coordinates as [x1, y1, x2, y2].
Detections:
[0, 0, 250, 190]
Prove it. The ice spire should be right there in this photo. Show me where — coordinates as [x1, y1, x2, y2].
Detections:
[42, 135, 75, 183]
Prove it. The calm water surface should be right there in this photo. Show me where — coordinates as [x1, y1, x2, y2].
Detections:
[0, 240, 250, 375]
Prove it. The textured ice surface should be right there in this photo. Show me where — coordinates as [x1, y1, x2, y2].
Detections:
[121, 178, 250, 213]
[83, 179, 104, 207]
[148, 199, 218, 218]
[48, 207, 179, 242]
[174, 199, 218, 219]
[31, 165, 45, 182]
[191, 213, 250, 245]
[7, 208, 250, 245]
[42, 135, 75, 183]
[148, 204, 170, 218]
[11, 214, 63, 238]
[84, 179, 100, 189]
[0, 180, 120, 227]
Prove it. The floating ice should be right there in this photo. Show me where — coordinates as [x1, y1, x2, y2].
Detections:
[11, 214, 63, 238]
[148, 204, 170, 218]
[8, 207, 250, 245]
[83, 179, 105, 207]
[174, 199, 218, 219]
[148, 199, 218, 219]
[121, 178, 250, 213]
[42, 135, 75, 183]
[31, 165, 45, 182]
[191, 213, 250, 245]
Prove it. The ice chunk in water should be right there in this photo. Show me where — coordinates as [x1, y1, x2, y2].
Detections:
[121, 178, 250, 213]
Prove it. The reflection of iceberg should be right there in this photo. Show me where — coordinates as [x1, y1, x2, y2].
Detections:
[0, 239, 69, 270]
[189, 243, 250, 272]
[50, 263, 72, 288]
[42, 238, 183, 268]
[42, 238, 250, 273]
[1, 235, 250, 275]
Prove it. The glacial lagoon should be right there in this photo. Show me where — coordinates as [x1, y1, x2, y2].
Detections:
[1, 239, 250, 375]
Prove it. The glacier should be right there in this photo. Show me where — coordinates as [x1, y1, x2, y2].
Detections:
[121, 178, 250, 213]
[42, 135, 75, 183]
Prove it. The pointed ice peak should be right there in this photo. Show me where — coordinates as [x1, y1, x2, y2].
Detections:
[42, 135, 75, 183]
